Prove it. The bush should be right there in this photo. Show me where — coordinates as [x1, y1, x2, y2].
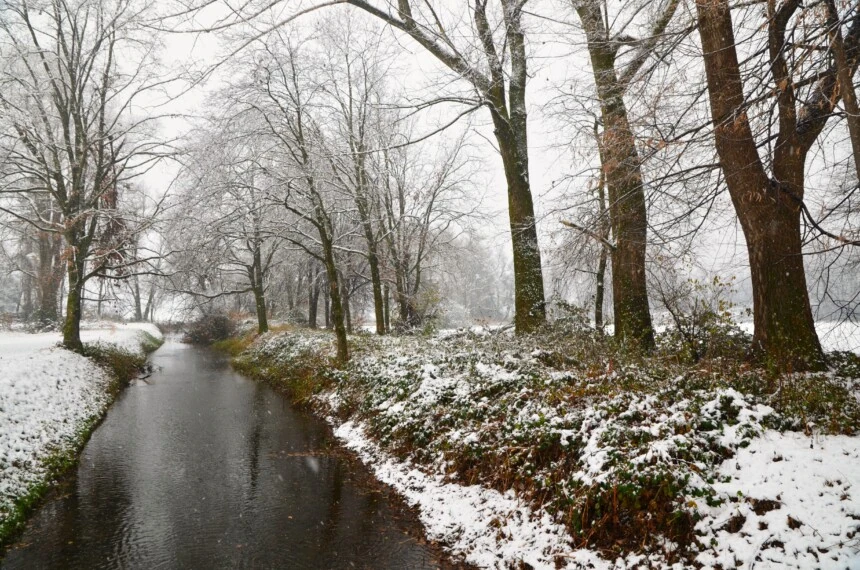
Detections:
[655, 275, 750, 362]
[182, 313, 235, 345]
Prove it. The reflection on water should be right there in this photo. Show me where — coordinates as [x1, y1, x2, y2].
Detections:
[3, 340, 447, 569]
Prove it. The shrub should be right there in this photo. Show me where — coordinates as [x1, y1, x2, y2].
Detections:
[182, 313, 235, 345]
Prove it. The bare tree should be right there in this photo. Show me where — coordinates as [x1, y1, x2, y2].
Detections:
[0, 0, 168, 349]
[166, 0, 548, 333]
[561, 0, 682, 349]
[694, 0, 860, 370]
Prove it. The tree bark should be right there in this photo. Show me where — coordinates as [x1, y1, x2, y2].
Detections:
[383, 281, 390, 333]
[576, 0, 655, 350]
[62, 259, 84, 351]
[321, 239, 349, 362]
[250, 245, 269, 334]
[34, 229, 63, 322]
[308, 266, 319, 329]
[696, 0, 825, 370]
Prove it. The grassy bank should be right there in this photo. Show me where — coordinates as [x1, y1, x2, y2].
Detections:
[0, 331, 163, 551]
[230, 325, 860, 567]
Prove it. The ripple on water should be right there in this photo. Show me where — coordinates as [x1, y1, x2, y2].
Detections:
[2, 341, 452, 570]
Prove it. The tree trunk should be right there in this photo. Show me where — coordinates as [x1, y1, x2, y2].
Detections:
[394, 261, 409, 325]
[20, 272, 33, 319]
[132, 276, 143, 321]
[367, 246, 385, 335]
[97, 279, 105, 317]
[35, 231, 63, 322]
[307, 265, 317, 328]
[62, 261, 84, 351]
[144, 284, 156, 321]
[488, 102, 546, 334]
[321, 240, 349, 363]
[342, 274, 353, 335]
[744, 200, 823, 369]
[251, 248, 269, 334]
[577, 2, 654, 350]
[383, 281, 390, 333]
[595, 247, 607, 332]
[324, 286, 331, 329]
[696, 0, 825, 371]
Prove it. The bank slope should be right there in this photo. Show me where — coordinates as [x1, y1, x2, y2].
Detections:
[0, 322, 163, 547]
[235, 327, 860, 569]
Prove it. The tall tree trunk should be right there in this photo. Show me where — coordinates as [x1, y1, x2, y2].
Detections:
[342, 274, 353, 335]
[395, 261, 409, 325]
[97, 279, 105, 317]
[321, 239, 348, 363]
[696, 0, 825, 370]
[383, 281, 390, 333]
[576, 1, 655, 350]
[595, 145, 609, 333]
[251, 247, 268, 334]
[132, 276, 143, 321]
[308, 266, 319, 329]
[21, 272, 33, 319]
[595, 248, 607, 332]
[35, 230, 63, 322]
[63, 260, 84, 351]
[367, 245, 385, 335]
[144, 283, 156, 321]
[489, 111, 546, 333]
[324, 285, 331, 330]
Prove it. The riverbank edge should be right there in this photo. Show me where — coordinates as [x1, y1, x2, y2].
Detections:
[0, 331, 164, 551]
[223, 327, 860, 569]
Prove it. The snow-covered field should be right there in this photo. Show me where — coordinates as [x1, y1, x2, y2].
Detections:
[0, 322, 162, 535]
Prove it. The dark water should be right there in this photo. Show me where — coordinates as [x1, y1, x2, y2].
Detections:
[3, 340, 450, 569]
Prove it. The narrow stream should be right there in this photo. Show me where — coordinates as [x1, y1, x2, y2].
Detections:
[3, 340, 451, 569]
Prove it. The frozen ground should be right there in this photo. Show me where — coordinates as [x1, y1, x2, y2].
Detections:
[316, 321, 860, 569]
[330, 409, 860, 569]
[0, 322, 163, 531]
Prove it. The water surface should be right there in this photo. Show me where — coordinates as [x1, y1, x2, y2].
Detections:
[3, 340, 451, 569]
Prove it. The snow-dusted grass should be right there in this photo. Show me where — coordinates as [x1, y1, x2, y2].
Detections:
[0, 322, 163, 546]
[236, 324, 860, 568]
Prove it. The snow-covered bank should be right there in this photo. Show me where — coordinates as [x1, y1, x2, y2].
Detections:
[236, 328, 860, 568]
[0, 322, 163, 544]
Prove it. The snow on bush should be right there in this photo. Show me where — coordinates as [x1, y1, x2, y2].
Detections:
[240, 327, 860, 568]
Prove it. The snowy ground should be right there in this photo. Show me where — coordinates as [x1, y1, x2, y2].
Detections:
[0, 322, 162, 533]
[278, 322, 860, 569]
[329, 407, 860, 569]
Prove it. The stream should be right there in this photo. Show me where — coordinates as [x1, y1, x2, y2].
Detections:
[2, 339, 453, 569]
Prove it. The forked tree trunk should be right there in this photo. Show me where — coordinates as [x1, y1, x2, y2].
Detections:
[743, 198, 822, 369]
[696, 0, 825, 370]
[348, 0, 547, 334]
